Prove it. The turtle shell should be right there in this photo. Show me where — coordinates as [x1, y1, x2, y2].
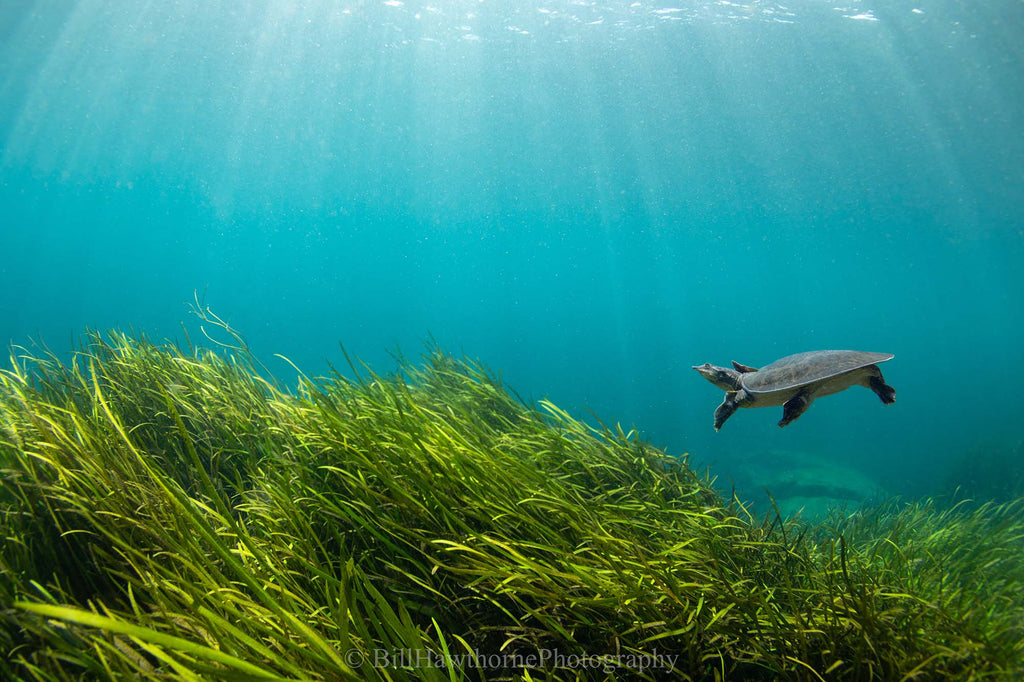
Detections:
[741, 350, 893, 394]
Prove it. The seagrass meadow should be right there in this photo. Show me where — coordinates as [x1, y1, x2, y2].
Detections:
[1, 326, 1023, 681]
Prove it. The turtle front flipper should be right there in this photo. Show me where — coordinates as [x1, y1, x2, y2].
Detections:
[732, 361, 758, 373]
[714, 394, 740, 431]
[779, 393, 812, 428]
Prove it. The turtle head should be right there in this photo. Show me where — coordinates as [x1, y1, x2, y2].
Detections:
[692, 363, 743, 391]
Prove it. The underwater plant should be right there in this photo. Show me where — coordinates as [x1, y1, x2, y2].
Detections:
[1, 314, 1022, 680]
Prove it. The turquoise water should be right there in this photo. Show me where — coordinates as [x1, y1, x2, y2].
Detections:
[2, 1, 1021, 507]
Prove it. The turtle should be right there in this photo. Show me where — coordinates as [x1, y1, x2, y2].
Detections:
[692, 350, 896, 431]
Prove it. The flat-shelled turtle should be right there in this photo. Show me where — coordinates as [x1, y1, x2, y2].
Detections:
[693, 350, 896, 431]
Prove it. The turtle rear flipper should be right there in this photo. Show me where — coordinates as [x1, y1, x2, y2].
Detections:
[779, 393, 811, 428]
[869, 375, 896, 404]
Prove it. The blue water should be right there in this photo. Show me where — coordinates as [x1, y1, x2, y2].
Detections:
[2, 0, 1022, 505]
